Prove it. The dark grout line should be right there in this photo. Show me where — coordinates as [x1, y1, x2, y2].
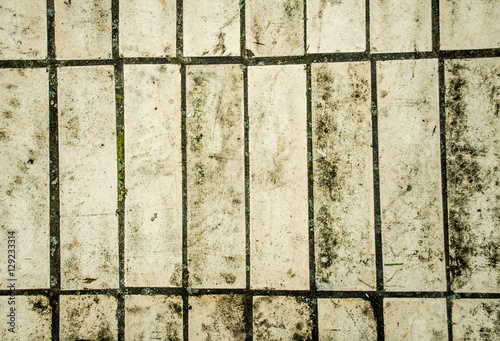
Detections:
[1, 49, 500, 69]
[306, 63, 318, 341]
[48, 64, 60, 341]
[365, 0, 370, 52]
[240, 0, 246, 58]
[4, 287, 500, 299]
[370, 58, 385, 341]
[111, 0, 125, 339]
[176, 0, 183, 58]
[180, 62, 189, 341]
[241, 2, 253, 338]
[431, 0, 440, 52]
[303, 0, 308, 55]
[243, 65, 253, 341]
[177, 1, 188, 338]
[438, 58, 454, 341]
[114, 59, 125, 341]
[47, 0, 59, 339]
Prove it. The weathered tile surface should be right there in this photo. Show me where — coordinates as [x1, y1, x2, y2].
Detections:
[312, 62, 375, 291]
[249, 65, 308, 290]
[55, 0, 112, 59]
[318, 298, 377, 341]
[370, 0, 432, 53]
[445, 58, 500, 293]
[125, 295, 183, 341]
[60, 295, 117, 341]
[186, 65, 245, 288]
[189, 295, 245, 341]
[59, 66, 118, 290]
[119, 0, 176, 57]
[246, 0, 304, 56]
[440, 0, 500, 50]
[307, 0, 365, 53]
[124, 64, 182, 287]
[0, 0, 47, 59]
[452, 299, 500, 340]
[253, 296, 312, 340]
[0, 295, 51, 340]
[384, 298, 448, 340]
[0, 68, 49, 289]
[378, 59, 446, 291]
[184, 0, 239, 56]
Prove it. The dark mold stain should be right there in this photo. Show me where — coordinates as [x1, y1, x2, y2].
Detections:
[221, 272, 237, 284]
[200, 295, 245, 340]
[169, 301, 183, 317]
[253, 296, 312, 341]
[29, 296, 50, 315]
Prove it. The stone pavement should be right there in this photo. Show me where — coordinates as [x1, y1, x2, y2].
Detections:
[0, 0, 499, 340]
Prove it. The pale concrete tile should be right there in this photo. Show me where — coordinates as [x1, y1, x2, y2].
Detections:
[318, 298, 376, 341]
[440, 0, 500, 50]
[124, 64, 182, 288]
[307, 0, 365, 53]
[246, 0, 304, 56]
[0, 0, 47, 59]
[384, 298, 448, 341]
[184, 0, 240, 56]
[370, 0, 432, 53]
[60, 295, 117, 341]
[0, 295, 51, 340]
[452, 299, 500, 340]
[377, 59, 446, 291]
[59, 66, 118, 290]
[55, 0, 112, 59]
[189, 295, 245, 341]
[253, 296, 312, 340]
[249, 65, 308, 290]
[445, 58, 500, 293]
[125, 295, 183, 341]
[0, 68, 49, 289]
[186, 65, 245, 288]
[312, 62, 375, 291]
[119, 0, 176, 57]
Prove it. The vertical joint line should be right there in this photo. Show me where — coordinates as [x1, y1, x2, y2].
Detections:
[240, 0, 246, 58]
[371, 59, 385, 341]
[176, 0, 184, 58]
[114, 62, 125, 341]
[180, 63, 188, 341]
[365, 0, 370, 52]
[438, 59, 453, 341]
[112, 0, 120, 60]
[48, 64, 60, 341]
[111, 0, 125, 339]
[47, 0, 56, 60]
[303, 0, 308, 55]
[370, 60, 383, 292]
[47, 0, 58, 338]
[243, 66, 253, 341]
[306, 64, 318, 340]
[431, 0, 440, 53]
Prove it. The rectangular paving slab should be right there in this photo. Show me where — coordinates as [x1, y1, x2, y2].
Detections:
[119, 0, 176, 57]
[312, 61, 376, 291]
[445, 58, 500, 293]
[0, 0, 47, 59]
[124, 64, 182, 288]
[186, 64, 245, 289]
[58, 66, 118, 290]
[377, 59, 446, 292]
[0, 68, 50, 290]
[249, 64, 309, 290]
